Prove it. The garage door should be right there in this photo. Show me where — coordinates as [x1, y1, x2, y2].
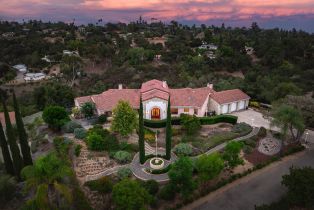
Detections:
[221, 105, 228, 114]
[230, 103, 237, 112]
[238, 101, 245, 110]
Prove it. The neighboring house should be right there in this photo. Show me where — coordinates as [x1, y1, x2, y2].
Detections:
[198, 42, 218, 50]
[63, 50, 79, 56]
[41, 55, 51, 63]
[0, 112, 16, 126]
[24, 73, 46, 81]
[12, 64, 27, 73]
[74, 79, 250, 120]
[245, 46, 254, 55]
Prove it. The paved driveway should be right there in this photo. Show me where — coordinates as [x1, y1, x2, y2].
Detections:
[182, 135, 314, 210]
[231, 109, 279, 131]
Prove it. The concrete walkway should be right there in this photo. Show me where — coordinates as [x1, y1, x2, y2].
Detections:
[183, 137, 314, 210]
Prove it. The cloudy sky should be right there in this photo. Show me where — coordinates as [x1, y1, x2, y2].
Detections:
[1, 0, 314, 32]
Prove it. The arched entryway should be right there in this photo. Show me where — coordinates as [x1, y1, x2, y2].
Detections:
[151, 107, 161, 120]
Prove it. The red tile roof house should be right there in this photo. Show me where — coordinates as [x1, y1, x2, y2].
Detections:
[74, 79, 250, 120]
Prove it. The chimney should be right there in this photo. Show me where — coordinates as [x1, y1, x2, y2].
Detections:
[118, 84, 123, 90]
[162, 81, 167, 88]
[207, 83, 213, 89]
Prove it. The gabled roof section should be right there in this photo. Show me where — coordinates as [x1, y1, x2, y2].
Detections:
[170, 87, 213, 107]
[75, 95, 92, 106]
[92, 89, 140, 112]
[141, 79, 169, 93]
[142, 89, 169, 101]
[210, 89, 250, 104]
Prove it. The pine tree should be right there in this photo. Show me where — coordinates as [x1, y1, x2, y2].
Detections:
[138, 97, 145, 164]
[0, 120, 14, 175]
[2, 96, 23, 179]
[13, 92, 32, 166]
[165, 97, 172, 160]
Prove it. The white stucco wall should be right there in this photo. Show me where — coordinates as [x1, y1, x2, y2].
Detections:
[198, 95, 210, 117]
[143, 98, 168, 120]
[208, 98, 221, 114]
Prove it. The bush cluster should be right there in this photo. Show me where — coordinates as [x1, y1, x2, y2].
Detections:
[114, 151, 132, 163]
[84, 176, 113, 194]
[74, 128, 87, 139]
[62, 121, 82, 133]
[173, 143, 193, 156]
[117, 167, 132, 180]
[143, 115, 238, 128]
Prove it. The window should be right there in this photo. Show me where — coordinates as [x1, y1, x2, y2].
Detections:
[171, 108, 178, 114]
[194, 109, 198, 115]
[184, 108, 189, 113]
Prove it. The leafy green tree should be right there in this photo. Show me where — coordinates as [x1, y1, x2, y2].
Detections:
[271, 104, 305, 142]
[181, 114, 201, 135]
[112, 179, 152, 210]
[86, 133, 105, 151]
[168, 156, 195, 197]
[165, 98, 172, 160]
[13, 92, 32, 166]
[2, 97, 23, 180]
[60, 55, 83, 87]
[223, 141, 244, 168]
[21, 152, 73, 209]
[195, 153, 224, 182]
[111, 100, 137, 136]
[80, 102, 95, 118]
[0, 121, 14, 175]
[138, 97, 145, 164]
[42, 106, 70, 130]
[282, 167, 314, 208]
[142, 180, 159, 195]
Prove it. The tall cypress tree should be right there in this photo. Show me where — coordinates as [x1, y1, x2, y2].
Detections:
[0, 120, 14, 175]
[13, 92, 32, 166]
[138, 97, 145, 164]
[2, 96, 23, 179]
[165, 97, 172, 160]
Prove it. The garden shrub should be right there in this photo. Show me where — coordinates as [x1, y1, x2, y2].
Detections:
[244, 138, 257, 147]
[74, 144, 82, 157]
[249, 101, 260, 108]
[53, 136, 72, 155]
[98, 114, 107, 124]
[144, 128, 155, 143]
[117, 167, 132, 180]
[114, 151, 132, 163]
[181, 114, 201, 135]
[74, 128, 87, 139]
[258, 127, 267, 138]
[87, 126, 119, 151]
[0, 174, 16, 203]
[223, 141, 244, 168]
[119, 142, 138, 153]
[158, 184, 176, 200]
[142, 180, 159, 195]
[173, 143, 193, 156]
[243, 145, 253, 154]
[86, 133, 105, 151]
[62, 121, 82, 133]
[84, 176, 113, 194]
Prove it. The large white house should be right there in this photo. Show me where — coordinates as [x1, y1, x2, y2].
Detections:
[74, 79, 250, 120]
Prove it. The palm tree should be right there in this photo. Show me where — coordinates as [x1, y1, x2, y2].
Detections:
[21, 152, 73, 209]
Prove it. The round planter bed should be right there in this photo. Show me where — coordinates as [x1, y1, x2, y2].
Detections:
[149, 157, 165, 170]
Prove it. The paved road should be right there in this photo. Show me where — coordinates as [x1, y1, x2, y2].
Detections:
[183, 141, 314, 210]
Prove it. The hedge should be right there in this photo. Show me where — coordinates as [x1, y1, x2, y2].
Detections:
[144, 115, 238, 128]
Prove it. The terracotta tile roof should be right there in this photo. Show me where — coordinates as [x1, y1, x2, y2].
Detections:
[210, 89, 250, 104]
[142, 89, 169, 101]
[92, 89, 140, 112]
[0, 112, 16, 126]
[141, 79, 169, 93]
[170, 87, 213, 107]
[75, 95, 92, 106]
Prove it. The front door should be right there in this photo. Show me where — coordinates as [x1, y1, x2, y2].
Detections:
[151, 108, 161, 120]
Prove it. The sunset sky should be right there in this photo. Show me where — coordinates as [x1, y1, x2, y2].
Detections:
[1, 0, 314, 31]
